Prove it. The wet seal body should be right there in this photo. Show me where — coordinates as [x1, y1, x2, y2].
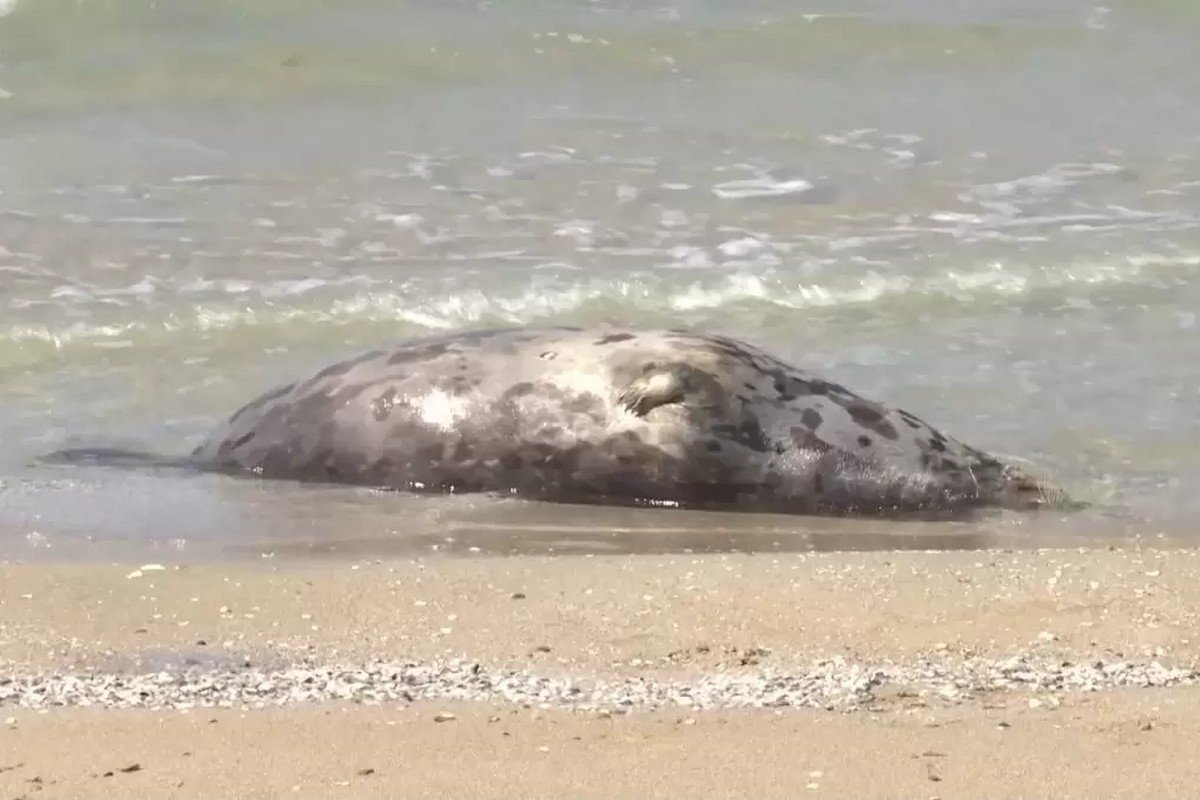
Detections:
[184, 327, 1068, 518]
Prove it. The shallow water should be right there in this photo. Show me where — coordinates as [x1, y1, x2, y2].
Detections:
[1, 0, 1198, 559]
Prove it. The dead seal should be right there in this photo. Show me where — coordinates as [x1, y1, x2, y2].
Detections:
[163, 326, 1067, 518]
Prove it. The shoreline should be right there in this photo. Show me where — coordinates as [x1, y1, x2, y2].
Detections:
[4, 651, 1199, 714]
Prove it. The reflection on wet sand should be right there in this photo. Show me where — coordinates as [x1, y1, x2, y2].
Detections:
[224, 520, 999, 560]
[0, 464, 1156, 563]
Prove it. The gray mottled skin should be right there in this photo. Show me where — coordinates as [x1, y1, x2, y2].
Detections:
[185, 327, 1068, 518]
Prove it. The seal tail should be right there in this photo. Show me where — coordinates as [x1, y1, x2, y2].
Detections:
[37, 447, 197, 472]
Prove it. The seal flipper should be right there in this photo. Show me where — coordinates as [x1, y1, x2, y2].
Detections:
[617, 366, 689, 417]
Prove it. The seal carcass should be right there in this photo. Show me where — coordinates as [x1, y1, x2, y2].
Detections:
[190, 327, 1065, 517]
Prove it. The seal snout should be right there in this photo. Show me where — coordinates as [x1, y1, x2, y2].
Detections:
[997, 469, 1080, 511]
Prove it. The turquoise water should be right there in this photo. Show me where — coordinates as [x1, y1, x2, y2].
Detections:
[1, 0, 1199, 558]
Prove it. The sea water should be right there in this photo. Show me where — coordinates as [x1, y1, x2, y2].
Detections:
[2, 0, 1199, 558]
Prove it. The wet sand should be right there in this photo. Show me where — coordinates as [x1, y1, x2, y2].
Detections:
[4, 546, 1200, 797]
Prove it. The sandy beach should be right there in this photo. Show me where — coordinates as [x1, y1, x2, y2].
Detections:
[5, 545, 1200, 798]
[4, 0, 1200, 797]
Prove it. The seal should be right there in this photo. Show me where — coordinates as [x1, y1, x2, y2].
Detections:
[174, 326, 1067, 518]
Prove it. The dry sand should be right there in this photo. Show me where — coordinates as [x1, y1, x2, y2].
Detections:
[4, 546, 1200, 798]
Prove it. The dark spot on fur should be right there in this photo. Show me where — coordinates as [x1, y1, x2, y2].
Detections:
[710, 419, 771, 452]
[930, 438, 947, 452]
[596, 332, 635, 345]
[898, 409, 924, 429]
[743, 382, 757, 392]
[737, 418, 771, 452]
[813, 473, 825, 494]
[453, 440, 474, 461]
[857, 435, 871, 447]
[801, 408, 822, 429]
[503, 381, 536, 399]
[371, 388, 398, 421]
[705, 440, 722, 453]
[705, 336, 764, 369]
[790, 426, 830, 453]
[846, 405, 899, 440]
[790, 379, 834, 397]
[231, 431, 256, 450]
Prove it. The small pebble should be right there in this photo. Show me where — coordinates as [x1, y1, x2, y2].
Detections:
[433, 712, 456, 723]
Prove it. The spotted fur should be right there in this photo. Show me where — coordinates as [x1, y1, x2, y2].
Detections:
[189, 327, 1070, 518]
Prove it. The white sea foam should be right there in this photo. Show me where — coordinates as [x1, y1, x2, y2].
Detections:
[2, 251, 1195, 352]
[712, 176, 813, 200]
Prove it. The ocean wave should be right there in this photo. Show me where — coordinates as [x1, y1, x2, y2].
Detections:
[2, 252, 1194, 354]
